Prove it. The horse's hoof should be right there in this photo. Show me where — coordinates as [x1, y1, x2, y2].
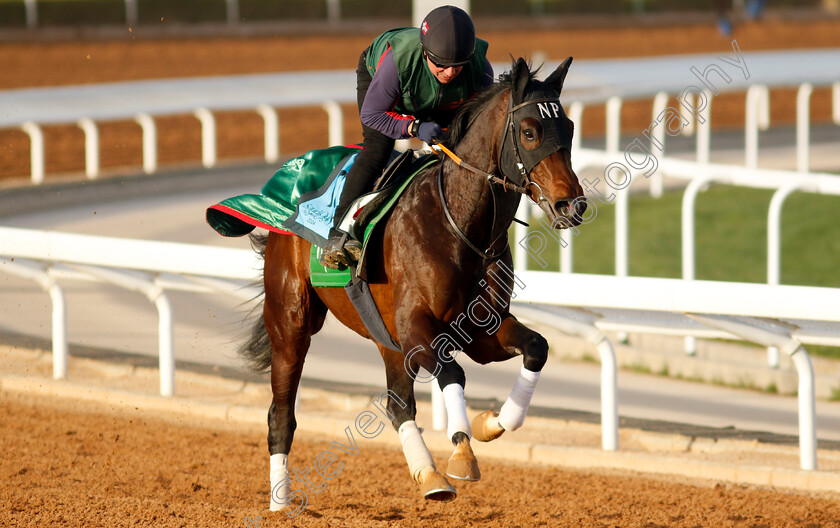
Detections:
[471, 410, 505, 442]
[418, 467, 457, 502]
[446, 440, 481, 482]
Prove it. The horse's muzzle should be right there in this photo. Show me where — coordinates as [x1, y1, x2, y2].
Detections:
[547, 197, 587, 228]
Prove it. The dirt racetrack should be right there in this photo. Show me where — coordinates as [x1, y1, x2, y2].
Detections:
[4, 13, 840, 528]
[1, 14, 840, 181]
[3, 392, 840, 528]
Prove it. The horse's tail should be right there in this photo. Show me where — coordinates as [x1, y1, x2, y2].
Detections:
[239, 232, 272, 373]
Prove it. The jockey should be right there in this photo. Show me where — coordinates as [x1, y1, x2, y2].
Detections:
[320, 5, 494, 270]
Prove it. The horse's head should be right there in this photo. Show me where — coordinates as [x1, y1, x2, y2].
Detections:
[499, 57, 585, 228]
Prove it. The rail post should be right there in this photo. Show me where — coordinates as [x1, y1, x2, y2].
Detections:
[135, 113, 157, 174]
[833, 82, 840, 125]
[194, 107, 217, 168]
[24, 0, 37, 28]
[796, 83, 813, 173]
[0, 258, 68, 380]
[681, 174, 716, 355]
[225, 0, 239, 24]
[686, 313, 817, 471]
[67, 264, 177, 397]
[696, 90, 712, 165]
[124, 0, 137, 26]
[22, 121, 45, 185]
[766, 183, 804, 368]
[745, 84, 770, 169]
[649, 91, 668, 198]
[512, 304, 618, 451]
[326, 0, 340, 23]
[322, 100, 343, 147]
[256, 104, 279, 163]
[78, 118, 100, 179]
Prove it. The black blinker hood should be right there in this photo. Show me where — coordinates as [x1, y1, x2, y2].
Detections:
[499, 85, 573, 185]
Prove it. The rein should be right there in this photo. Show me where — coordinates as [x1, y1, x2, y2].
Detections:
[433, 92, 563, 261]
[435, 143, 528, 195]
[437, 162, 507, 261]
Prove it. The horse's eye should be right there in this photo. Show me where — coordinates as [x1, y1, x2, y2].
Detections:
[520, 118, 543, 151]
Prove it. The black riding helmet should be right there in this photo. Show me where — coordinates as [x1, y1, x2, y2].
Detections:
[419, 5, 476, 67]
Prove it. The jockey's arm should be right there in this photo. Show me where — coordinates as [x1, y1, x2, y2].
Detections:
[481, 57, 494, 88]
[359, 48, 416, 140]
[359, 49, 495, 140]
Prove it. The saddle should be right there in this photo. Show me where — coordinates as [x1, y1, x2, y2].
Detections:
[337, 148, 419, 242]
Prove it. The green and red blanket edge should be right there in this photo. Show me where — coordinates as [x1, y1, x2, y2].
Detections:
[206, 145, 437, 287]
[206, 144, 362, 238]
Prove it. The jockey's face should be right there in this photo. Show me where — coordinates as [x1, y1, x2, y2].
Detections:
[425, 55, 464, 84]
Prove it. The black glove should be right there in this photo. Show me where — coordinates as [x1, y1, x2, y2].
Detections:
[415, 121, 443, 145]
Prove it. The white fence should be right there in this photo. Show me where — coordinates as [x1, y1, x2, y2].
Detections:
[2, 48, 840, 471]
[0, 227, 261, 397]
[2, 225, 839, 471]
[512, 148, 840, 361]
[0, 72, 356, 183]
[16, 0, 344, 29]
[3, 49, 839, 183]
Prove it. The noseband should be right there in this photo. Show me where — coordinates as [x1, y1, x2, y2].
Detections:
[436, 87, 573, 260]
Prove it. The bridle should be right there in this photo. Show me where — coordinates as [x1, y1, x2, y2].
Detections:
[435, 87, 573, 261]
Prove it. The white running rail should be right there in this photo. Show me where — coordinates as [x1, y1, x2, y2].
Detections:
[0, 227, 261, 397]
[3, 48, 840, 472]
[2, 226, 839, 470]
[18, 0, 343, 28]
[3, 50, 839, 183]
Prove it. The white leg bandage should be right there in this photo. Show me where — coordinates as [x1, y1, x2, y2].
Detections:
[441, 382, 471, 440]
[269, 453, 290, 512]
[399, 420, 436, 482]
[497, 366, 541, 431]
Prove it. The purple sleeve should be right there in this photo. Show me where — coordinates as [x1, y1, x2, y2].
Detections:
[359, 49, 415, 140]
[482, 58, 494, 87]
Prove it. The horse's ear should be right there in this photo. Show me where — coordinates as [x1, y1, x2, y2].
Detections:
[511, 57, 530, 102]
[545, 56, 573, 94]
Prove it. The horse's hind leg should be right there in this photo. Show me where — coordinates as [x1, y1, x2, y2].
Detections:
[262, 235, 327, 513]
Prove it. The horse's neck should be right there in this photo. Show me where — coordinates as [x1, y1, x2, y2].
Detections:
[441, 132, 518, 251]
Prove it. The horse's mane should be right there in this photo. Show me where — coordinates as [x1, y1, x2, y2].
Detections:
[443, 60, 541, 148]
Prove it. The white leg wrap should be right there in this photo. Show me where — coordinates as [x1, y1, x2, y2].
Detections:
[441, 382, 471, 440]
[398, 420, 435, 482]
[497, 366, 540, 431]
[269, 453, 290, 512]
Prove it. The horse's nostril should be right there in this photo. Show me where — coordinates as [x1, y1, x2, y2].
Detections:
[554, 200, 570, 215]
[574, 199, 587, 218]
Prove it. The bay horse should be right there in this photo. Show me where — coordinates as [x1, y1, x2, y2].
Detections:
[242, 57, 585, 512]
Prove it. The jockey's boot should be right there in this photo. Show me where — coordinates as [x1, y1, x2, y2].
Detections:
[319, 230, 362, 270]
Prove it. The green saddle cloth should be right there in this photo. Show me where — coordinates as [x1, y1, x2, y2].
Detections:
[207, 145, 359, 238]
[207, 145, 437, 287]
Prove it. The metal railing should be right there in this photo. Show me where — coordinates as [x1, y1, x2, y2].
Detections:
[17, 0, 344, 29]
[3, 50, 840, 183]
[1, 72, 356, 183]
[512, 271, 840, 471]
[0, 227, 261, 396]
[3, 226, 838, 470]
[3, 49, 840, 472]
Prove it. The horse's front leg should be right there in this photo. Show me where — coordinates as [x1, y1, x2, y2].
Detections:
[398, 309, 481, 483]
[472, 314, 548, 442]
[377, 345, 459, 501]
